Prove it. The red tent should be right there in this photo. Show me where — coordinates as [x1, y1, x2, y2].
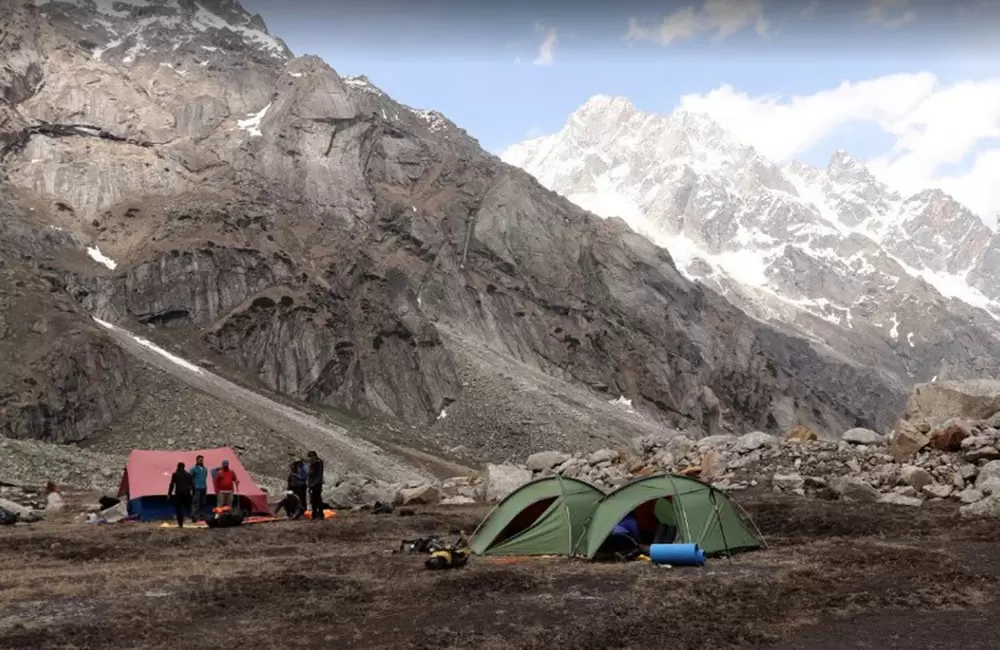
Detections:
[118, 447, 269, 517]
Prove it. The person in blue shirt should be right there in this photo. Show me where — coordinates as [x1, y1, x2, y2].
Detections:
[189, 455, 209, 522]
[600, 513, 649, 560]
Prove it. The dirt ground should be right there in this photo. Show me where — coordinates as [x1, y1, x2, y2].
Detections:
[2, 493, 1000, 650]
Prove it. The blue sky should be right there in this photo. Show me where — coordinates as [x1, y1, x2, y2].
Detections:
[241, 0, 1000, 221]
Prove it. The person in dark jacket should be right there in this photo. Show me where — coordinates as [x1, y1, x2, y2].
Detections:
[288, 460, 308, 513]
[167, 462, 195, 528]
[306, 451, 324, 520]
[274, 490, 303, 519]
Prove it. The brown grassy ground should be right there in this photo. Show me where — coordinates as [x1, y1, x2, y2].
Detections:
[2, 493, 1000, 649]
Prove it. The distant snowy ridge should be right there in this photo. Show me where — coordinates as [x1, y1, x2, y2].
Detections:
[501, 95, 1000, 341]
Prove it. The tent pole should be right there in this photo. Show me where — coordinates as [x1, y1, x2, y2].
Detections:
[733, 500, 769, 550]
[664, 474, 693, 544]
[709, 488, 734, 568]
[556, 474, 573, 556]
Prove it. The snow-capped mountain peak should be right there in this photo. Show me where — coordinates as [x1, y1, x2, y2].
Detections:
[502, 95, 1000, 388]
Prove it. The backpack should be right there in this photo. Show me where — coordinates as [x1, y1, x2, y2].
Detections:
[0, 507, 18, 526]
[206, 505, 246, 528]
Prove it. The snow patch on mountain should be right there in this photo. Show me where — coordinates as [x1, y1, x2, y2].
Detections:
[237, 102, 271, 137]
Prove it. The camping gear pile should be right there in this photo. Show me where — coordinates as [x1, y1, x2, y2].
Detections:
[396, 535, 471, 570]
[206, 504, 246, 528]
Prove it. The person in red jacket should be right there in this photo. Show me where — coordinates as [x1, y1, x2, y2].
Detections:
[213, 459, 240, 508]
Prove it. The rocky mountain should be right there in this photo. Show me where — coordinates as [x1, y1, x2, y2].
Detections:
[0, 0, 918, 489]
[502, 95, 1000, 398]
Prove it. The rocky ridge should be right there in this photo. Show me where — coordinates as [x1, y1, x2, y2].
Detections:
[501, 97, 1000, 416]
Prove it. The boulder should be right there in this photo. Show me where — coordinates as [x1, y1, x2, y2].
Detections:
[482, 464, 531, 502]
[831, 477, 880, 502]
[526, 451, 571, 472]
[786, 425, 818, 443]
[772, 473, 805, 491]
[905, 380, 1000, 428]
[928, 424, 971, 452]
[889, 420, 929, 462]
[978, 477, 1000, 496]
[697, 434, 736, 450]
[440, 476, 480, 500]
[878, 493, 923, 507]
[958, 488, 985, 504]
[922, 483, 952, 499]
[843, 428, 882, 446]
[328, 476, 397, 507]
[394, 484, 441, 506]
[975, 460, 1000, 490]
[960, 494, 1000, 518]
[587, 449, 619, 465]
[899, 465, 934, 490]
[966, 446, 1000, 463]
[700, 450, 725, 481]
[733, 431, 777, 454]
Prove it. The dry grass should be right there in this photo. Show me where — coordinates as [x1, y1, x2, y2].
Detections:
[1, 495, 1000, 649]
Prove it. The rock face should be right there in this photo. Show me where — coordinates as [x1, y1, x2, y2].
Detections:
[905, 381, 1000, 429]
[0, 0, 917, 464]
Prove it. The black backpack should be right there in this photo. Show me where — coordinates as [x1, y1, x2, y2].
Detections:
[206, 506, 246, 528]
[0, 507, 18, 526]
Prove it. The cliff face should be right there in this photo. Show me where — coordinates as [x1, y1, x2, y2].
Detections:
[0, 1, 905, 462]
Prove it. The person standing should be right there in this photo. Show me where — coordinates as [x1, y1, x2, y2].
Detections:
[288, 460, 308, 514]
[214, 459, 240, 509]
[189, 455, 209, 522]
[306, 451, 324, 521]
[167, 462, 195, 528]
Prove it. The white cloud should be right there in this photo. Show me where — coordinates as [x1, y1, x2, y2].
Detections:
[864, 0, 917, 28]
[627, 0, 768, 46]
[800, 1, 819, 18]
[534, 27, 557, 66]
[677, 74, 1000, 225]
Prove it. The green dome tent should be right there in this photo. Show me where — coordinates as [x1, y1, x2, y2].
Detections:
[581, 473, 764, 558]
[469, 476, 605, 556]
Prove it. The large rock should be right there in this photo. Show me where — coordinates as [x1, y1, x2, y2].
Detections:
[328, 475, 397, 507]
[899, 465, 934, 490]
[878, 493, 923, 507]
[975, 460, 1000, 490]
[733, 432, 777, 454]
[526, 451, 572, 472]
[905, 380, 1000, 428]
[786, 425, 818, 442]
[482, 464, 531, 502]
[960, 494, 1000, 518]
[889, 420, 929, 462]
[772, 473, 805, 491]
[928, 423, 971, 452]
[394, 484, 441, 506]
[700, 450, 725, 481]
[842, 428, 882, 446]
[831, 477, 880, 502]
[588, 449, 620, 464]
[958, 488, 985, 504]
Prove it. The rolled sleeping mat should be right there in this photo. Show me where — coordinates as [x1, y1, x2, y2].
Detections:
[649, 543, 706, 567]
